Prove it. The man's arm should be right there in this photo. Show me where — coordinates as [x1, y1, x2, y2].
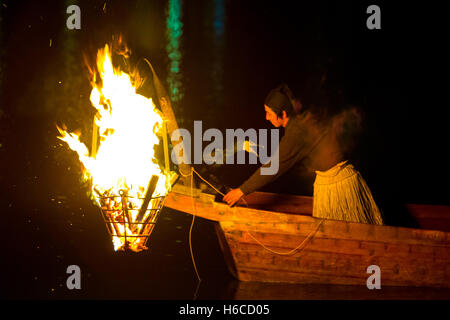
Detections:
[239, 131, 307, 195]
[223, 132, 304, 206]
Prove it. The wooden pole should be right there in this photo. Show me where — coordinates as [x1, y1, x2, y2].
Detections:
[137, 175, 159, 222]
[143, 58, 192, 187]
[162, 121, 171, 174]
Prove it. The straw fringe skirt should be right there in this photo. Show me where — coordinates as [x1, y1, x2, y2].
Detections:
[313, 161, 383, 225]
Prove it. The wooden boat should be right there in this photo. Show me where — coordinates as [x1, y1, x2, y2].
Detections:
[164, 185, 450, 288]
[145, 68, 450, 289]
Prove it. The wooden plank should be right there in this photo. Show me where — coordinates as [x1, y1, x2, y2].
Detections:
[165, 193, 450, 247]
[214, 222, 238, 279]
[245, 193, 450, 232]
[223, 228, 450, 262]
[165, 189, 450, 246]
[231, 240, 449, 283]
[228, 240, 450, 287]
[165, 189, 215, 213]
[243, 192, 313, 215]
[236, 267, 450, 287]
[165, 191, 450, 239]
[406, 204, 450, 232]
[166, 189, 450, 228]
[219, 219, 450, 247]
[406, 203, 450, 219]
[238, 267, 370, 286]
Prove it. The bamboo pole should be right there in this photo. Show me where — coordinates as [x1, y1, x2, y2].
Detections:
[162, 121, 171, 173]
[137, 175, 159, 222]
[143, 58, 192, 187]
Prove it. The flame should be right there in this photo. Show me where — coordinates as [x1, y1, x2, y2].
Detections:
[58, 44, 175, 252]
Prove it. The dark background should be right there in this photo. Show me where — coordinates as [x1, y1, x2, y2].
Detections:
[0, 0, 448, 299]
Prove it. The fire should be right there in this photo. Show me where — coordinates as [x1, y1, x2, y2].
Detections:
[58, 43, 176, 252]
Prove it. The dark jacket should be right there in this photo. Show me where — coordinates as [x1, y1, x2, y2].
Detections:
[239, 111, 343, 195]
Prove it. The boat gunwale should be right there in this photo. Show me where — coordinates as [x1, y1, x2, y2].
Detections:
[164, 189, 450, 246]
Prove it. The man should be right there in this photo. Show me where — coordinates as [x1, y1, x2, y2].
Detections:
[223, 84, 383, 225]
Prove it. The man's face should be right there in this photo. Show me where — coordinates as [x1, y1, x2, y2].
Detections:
[265, 105, 284, 127]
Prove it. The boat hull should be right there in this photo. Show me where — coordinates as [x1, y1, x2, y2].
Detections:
[164, 187, 450, 287]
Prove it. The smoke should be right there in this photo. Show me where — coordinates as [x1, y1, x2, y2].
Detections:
[330, 106, 364, 158]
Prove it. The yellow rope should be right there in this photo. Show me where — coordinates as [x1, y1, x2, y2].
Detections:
[189, 170, 202, 282]
[183, 168, 325, 257]
[245, 219, 325, 256]
[177, 167, 201, 283]
[194, 168, 225, 196]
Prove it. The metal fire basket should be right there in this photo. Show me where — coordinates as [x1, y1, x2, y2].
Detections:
[95, 175, 165, 252]
[91, 115, 174, 252]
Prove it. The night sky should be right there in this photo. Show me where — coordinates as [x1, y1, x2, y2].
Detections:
[0, 0, 449, 300]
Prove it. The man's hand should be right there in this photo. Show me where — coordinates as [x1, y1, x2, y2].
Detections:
[223, 188, 244, 207]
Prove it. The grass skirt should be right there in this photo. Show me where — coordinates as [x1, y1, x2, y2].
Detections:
[313, 161, 383, 225]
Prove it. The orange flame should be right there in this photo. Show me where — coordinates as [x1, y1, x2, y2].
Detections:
[58, 43, 176, 251]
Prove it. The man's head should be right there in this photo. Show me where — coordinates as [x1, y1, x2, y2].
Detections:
[264, 83, 294, 128]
